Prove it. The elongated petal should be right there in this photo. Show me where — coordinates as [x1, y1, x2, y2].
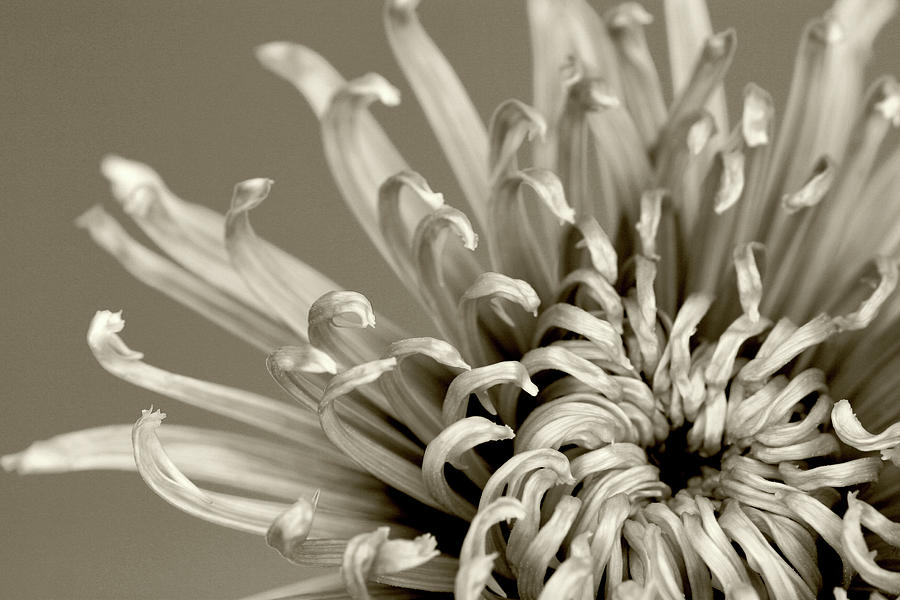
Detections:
[779, 458, 882, 490]
[342, 527, 440, 600]
[259, 44, 426, 280]
[456, 497, 526, 600]
[560, 215, 618, 283]
[101, 155, 268, 312]
[517, 495, 582, 600]
[3, 423, 391, 521]
[377, 170, 445, 293]
[458, 272, 540, 367]
[266, 345, 336, 412]
[738, 315, 836, 383]
[308, 291, 399, 370]
[422, 417, 514, 518]
[381, 337, 470, 444]
[412, 205, 483, 343]
[488, 170, 575, 300]
[779, 491, 854, 586]
[842, 493, 900, 594]
[238, 573, 349, 600]
[643, 503, 712, 599]
[321, 73, 426, 273]
[663, 0, 729, 136]
[500, 345, 623, 427]
[442, 361, 537, 425]
[488, 99, 547, 182]
[719, 502, 813, 599]
[605, 3, 667, 147]
[478, 449, 574, 511]
[133, 409, 285, 534]
[653, 293, 714, 420]
[666, 29, 736, 143]
[225, 178, 342, 339]
[517, 397, 642, 452]
[267, 492, 319, 559]
[556, 268, 623, 333]
[88, 310, 320, 441]
[526, 0, 622, 168]
[255, 43, 343, 118]
[384, 0, 489, 228]
[279, 539, 456, 592]
[77, 207, 296, 351]
[320, 360, 441, 511]
[773, 1, 896, 197]
[832, 399, 900, 464]
[533, 303, 631, 370]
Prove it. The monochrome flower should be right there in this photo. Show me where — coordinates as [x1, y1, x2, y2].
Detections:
[6, 0, 900, 598]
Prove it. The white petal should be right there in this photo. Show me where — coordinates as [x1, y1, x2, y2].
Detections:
[87, 310, 320, 440]
[320, 360, 441, 511]
[832, 399, 900, 463]
[76, 207, 297, 351]
[342, 527, 440, 600]
[422, 417, 514, 519]
[663, 0, 730, 136]
[456, 497, 526, 600]
[377, 170, 445, 294]
[842, 492, 900, 594]
[102, 155, 268, 313]
[384, 0, 489, 229]
[442, 361, 537, 425]
[225, 178, 343, 339]
[605, 3, 667, 148]
[132, 409, 284, 535]
[516, 496, 582, 599]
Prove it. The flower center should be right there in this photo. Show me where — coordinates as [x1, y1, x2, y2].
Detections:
[647, 424, 723, 494]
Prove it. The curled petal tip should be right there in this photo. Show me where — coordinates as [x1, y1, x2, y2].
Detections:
[345, 73, 401, 107]
[309, 290, 377, 329]
[782, 156, 836, 213]
[231, 178, 274, 212]
[87, 310, 144, 361]
[139, 407, 167, 423]
[386, 0, 421, 14]
[811, 15, 844, 44]
[122, 185, 158, 218]
[687, 113, 717, 154]
[269, 345, 338, 375]
[568, 78, 621, 111]
[266, 492, 319, 560]
[321, 357, 398, 405]
[1, 452, 24, 473]
[742, 83, 773, 147]
[424, 207, 479, 251]
[874, 76, 900, 126]
[253, 41, 300, 67]
[705, 28, 737, 57]
[606, 2, 654, 28]
[99, 154, 163, 201]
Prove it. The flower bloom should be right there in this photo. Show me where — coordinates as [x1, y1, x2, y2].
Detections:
[6, 0, 900, 598]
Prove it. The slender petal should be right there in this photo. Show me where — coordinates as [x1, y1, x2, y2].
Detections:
[77, 207, 296, 351]
[384, 0, 489, 229]
[87, 310, 320, 441]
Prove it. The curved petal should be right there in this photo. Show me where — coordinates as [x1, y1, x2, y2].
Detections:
[384, 0, 489, 229]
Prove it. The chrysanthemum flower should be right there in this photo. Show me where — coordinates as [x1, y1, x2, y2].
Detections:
[6, 0, 900, 598]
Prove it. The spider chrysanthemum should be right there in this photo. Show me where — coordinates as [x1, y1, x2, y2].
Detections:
[6, 0, 900, 598]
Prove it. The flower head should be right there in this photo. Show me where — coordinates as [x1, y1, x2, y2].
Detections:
[6, 0, 900, 598]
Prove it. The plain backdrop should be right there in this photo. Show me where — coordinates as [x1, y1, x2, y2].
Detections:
[2, 1, 898, 598]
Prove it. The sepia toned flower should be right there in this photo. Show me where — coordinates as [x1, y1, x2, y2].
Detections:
[5, 0, 900, 598]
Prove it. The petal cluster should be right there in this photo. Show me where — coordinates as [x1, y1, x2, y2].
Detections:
[5, 1, 900, 599]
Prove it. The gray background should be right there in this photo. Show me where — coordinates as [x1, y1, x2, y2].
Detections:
[2, 1, 897, 598]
